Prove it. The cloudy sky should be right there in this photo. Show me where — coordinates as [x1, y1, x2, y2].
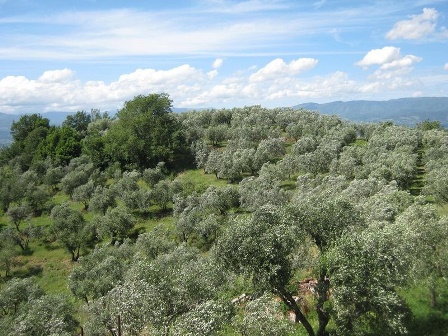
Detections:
[0, 0, 447, 114]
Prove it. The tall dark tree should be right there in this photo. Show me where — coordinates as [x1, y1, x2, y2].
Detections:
[37, 126, 82, 165]
[62, 111, 92, 136]
[7, 114, 51, 169]
[10, 114, 50, 143]
[104, 93, 191, 170]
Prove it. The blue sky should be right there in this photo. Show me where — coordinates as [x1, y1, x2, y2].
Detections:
[0, 0, 447, 114]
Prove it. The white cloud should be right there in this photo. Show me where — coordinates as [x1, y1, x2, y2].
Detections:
[379, 55, 422, 70]
[357, 47, 421, 80]
[370, 67, 413, 80]
[116, 65, 198, 86]
[0, 65, 204, 113]
[250, 58, 318, 82]
[386, 8, 441, 40]
[0, 58, 443, 114]
[356, 47, 423, 94]
[38, 68, 75, 83]
[444, 63, 448, 70]
[207, 70, 219, 79]
[212, 58, 223, 69]
[356, 46, 401, 68]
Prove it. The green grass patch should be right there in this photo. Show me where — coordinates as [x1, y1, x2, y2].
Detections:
[133, 215, 175, 236]
[351, 138, 368, 146]
[30, 214, 51, 227]
[52, 192, 71, 205]
[402, 280, 448, 335]
[10, 240, 74, 294]
[175, 169, 228, 193]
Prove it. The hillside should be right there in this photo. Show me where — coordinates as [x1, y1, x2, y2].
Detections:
[1, 95, 448, 335]
[1, 97, 447, 146]
[295, 97, 448, 126]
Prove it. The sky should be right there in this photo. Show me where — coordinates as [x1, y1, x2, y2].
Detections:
[0, 0, 447, 114]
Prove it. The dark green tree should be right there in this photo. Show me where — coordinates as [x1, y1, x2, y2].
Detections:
[10, 114, 50, 144]
[37, 126, 82, 165]
[7, 114, 51, 169]
[104, 93, 191, 170]
[62, 111, 91, 136]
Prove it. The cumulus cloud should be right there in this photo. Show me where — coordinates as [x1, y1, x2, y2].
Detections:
[386, 8, 442, 40]
[207, 70, 218, 79]
[0, 58, 440, 114]
[0, 65, 204, 114]
[379, 55, 422, 70]
[212, 58, 223, 69]
[357, 47, 421, 76]
[249, 58, 318, 82]
[38, 68, 75, 83]
[356, 46, 401, 68]
[445, 63, 448, 70]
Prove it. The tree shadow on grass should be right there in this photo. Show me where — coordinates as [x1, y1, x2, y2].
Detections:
[128, 226, 146, 241]
[407, 289, 448, 336]
[407, 311, 448, 336]
[11, 263, 43, 279]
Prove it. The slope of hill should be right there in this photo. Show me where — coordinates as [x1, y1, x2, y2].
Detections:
[1, 97, 447, 146]
[295, 97, 448, 126]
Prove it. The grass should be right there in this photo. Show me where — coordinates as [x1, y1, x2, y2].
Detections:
[4, 240, 74, 295]
[29, 241, 74, 294]
[402, 280, 448, 336]
[174, 169, 228, 192]
[133, 215, 175, 237]
[351, 138, 368, 146]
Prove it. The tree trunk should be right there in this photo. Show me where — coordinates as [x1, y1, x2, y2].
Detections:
[430, 281, 437, 308]
[14, 222, 21, 233]
[71, 247, 80, 262]
[277, 288, 315, 336]
[316, 273, 330, 336]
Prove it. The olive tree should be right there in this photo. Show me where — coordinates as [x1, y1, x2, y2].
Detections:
[69, 242, 134, 304]
[6, 202, 33, 232]
[95, 205, 135, 245]
[215, 205, 315, 335]
[232, 293, 295, 336]
[71, 180, 95, 210]
[51, 203, 88, 261]
[83, 244, 229, 335]
[0, 278, 77, 335]
[89, 185, 116, 215]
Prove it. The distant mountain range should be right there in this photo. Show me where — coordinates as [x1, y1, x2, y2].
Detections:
[1, 97, 447, 146]
[294, 97, 448, 127]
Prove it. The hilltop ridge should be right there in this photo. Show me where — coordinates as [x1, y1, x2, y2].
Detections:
[1, 97, 447, 145]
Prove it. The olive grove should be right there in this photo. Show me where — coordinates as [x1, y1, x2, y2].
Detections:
[0, 94, 447, 335]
